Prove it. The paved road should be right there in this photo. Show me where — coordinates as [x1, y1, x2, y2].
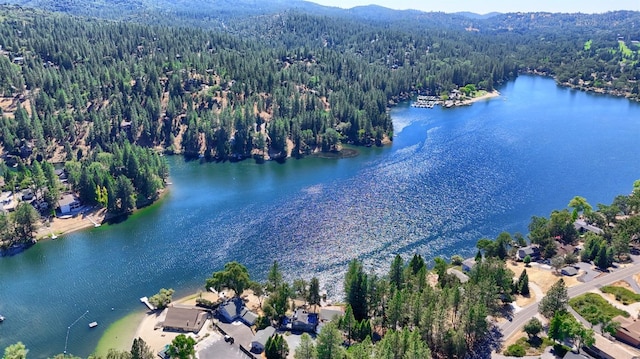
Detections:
[625, 275, 640, 293]
[500, 262, 640, 340]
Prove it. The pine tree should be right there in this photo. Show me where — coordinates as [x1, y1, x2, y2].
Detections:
[518, 269, 530, 296]
[540, 279, 568, 318]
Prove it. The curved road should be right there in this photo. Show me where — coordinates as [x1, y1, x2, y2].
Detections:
[500, 263, 640, 339]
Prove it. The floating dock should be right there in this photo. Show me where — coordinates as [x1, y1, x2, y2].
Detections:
[140, 297, 156, 311]
[89, 321, 98, 328]
[411, 95, 440, 108]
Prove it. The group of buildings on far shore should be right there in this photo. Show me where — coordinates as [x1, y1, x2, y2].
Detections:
[1, 167, 82, 217]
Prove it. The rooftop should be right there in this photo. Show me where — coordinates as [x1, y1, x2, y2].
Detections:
[446, 268, 469, 283]
[163, 307, 208, 332]
[319, 307, 343, 322]
[58, 194, 78, 207]
[252, 326, 275, 346]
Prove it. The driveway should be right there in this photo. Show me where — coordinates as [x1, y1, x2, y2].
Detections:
[573, 262, 599, 282]
[216, 320, 255, 348]
[197, 332, 247, 359]
[624, 276, 640, 293]
[283, 332, 313, 359]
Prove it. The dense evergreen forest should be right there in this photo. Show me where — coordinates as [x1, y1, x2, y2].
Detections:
[0, 2, 639, 236]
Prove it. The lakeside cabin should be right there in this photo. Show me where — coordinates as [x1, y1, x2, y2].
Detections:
[58, 194, 81, 215]
[162, 307, 208, 333]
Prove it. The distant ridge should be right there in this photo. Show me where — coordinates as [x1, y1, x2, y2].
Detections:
[455, 11, 501, 19]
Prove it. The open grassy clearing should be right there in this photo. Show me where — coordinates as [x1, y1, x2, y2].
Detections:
[601, 285, 640, 305]
[569, 293, 629, 324]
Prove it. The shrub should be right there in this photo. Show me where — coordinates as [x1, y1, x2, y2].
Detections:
[601, 286, 640, 305]
[195, 298, 220, 309]
[451, 255, 464, 266]
[569, 293, 629, 324]
[504, 344, 526, 357]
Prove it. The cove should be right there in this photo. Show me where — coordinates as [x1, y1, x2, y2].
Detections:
[1, 75, 640, 357]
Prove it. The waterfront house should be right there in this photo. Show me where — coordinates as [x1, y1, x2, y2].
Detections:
[462, 258, 476, 272]
[446, 268, 469, 283]
[58, 194, 81, 214]
[574, 219, 604, 235]
[319, 307, 344, 322]
[317, 307, 344, 334]
[250, 326, 275, 353]
[282, 308, 318, 333]
[218, 298, 258, 326]
[517, 245, 540, 261]
[1, 192, 14, 213]
[162, 307, 208, 333]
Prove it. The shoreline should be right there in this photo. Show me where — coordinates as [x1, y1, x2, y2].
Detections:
[34, 207, 108, 242]
[98, 289, 265, 355]
[460, 89, 501, 105]
[32, 188, 170, 244]
[94, 311, 146, 357]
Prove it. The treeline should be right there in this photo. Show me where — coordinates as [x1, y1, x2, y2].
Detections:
[203, 256, 510, 359]
[472, 180, 640, 275]
[0, 5, 396, 163]
[526, 182, 640, 268]
[64, 142, 168, 214]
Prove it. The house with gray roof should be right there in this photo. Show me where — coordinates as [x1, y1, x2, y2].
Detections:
[218, 298, 257, 326]
[462, 258, 476, 272]
[58, 194, 81, 214]
[574, 219, 604, 235]
[517, 245, 540, 261]
[560, 266, 578, 276]
[447, 268, 469, 283]
[250, 326, 275, 353]
[162, 307, 208, 333]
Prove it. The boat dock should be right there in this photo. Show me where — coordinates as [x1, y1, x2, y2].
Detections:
[86, 215, 101, 228]
[140, 297, 156, 311]
[411, 95, 440, 109]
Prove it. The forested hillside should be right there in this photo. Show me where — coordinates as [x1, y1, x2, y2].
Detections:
[0, 3, 639, 220]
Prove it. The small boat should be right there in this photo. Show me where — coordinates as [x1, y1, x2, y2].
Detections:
[0, 315, 5, 322]
[89, 321, 98, 328]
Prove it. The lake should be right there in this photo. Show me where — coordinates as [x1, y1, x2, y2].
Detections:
[1, 75, 639, 357]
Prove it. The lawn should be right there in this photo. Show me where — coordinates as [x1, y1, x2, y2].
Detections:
[601, 285, 640, 305]
[569, 293, 629, 325]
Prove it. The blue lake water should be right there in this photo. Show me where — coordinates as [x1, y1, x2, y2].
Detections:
[1, 75, 640, 356]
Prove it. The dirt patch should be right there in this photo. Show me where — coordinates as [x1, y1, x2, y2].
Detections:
[506, 261, 580, 294]
[427, 273, 439, 288]
[612, 280, 632, 289]
[515, 293, 536, 307]
[501, 330, 526, 351]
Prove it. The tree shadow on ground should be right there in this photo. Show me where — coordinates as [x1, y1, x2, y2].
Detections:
[468, 325, 503, 359]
